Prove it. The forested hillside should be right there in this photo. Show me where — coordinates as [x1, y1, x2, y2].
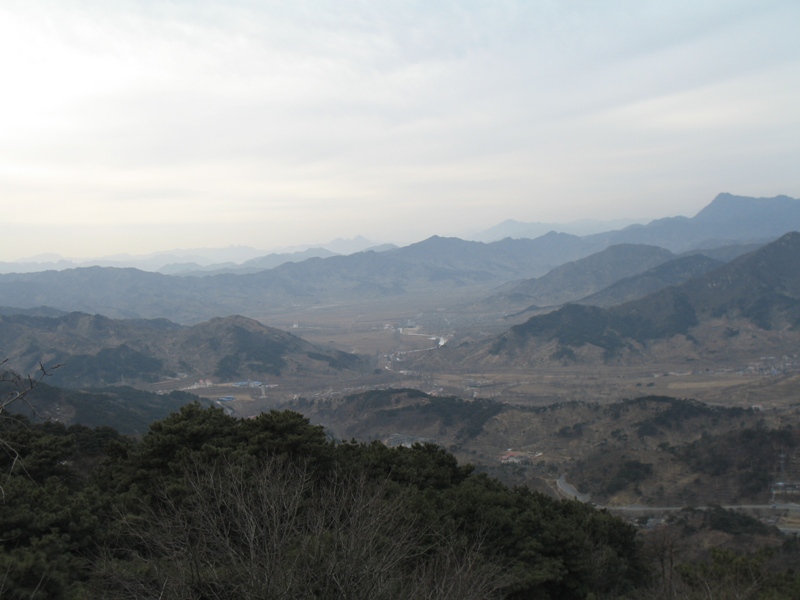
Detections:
[3, 404, 800, 599]
[1, 405, 645, 599]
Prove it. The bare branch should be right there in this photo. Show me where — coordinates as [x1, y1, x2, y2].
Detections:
[0, 359, 62, 418]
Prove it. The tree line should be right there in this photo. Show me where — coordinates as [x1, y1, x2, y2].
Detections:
[1, 402, 799, 599]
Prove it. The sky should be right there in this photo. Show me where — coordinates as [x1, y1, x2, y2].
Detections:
[1, 0, 799, 260]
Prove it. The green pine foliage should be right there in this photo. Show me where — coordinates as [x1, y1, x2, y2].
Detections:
[0, 404, 655, 599]
[4, 403, 796, 599]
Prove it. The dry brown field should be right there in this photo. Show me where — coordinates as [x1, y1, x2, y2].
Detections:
[233, 290, 800, 410]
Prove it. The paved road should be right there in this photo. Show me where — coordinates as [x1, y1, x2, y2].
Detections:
[556, 475, 590, 503]
[610, 503, 800, 512]
[557, 475, 800, 513]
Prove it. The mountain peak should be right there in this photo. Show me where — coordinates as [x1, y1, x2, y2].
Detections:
[693, 193, 799, 222]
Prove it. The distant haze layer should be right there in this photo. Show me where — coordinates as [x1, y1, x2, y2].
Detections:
[3, 193, 800, 274]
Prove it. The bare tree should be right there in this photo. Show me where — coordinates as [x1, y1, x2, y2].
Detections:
[0, 360, 59, 418]
[95, 455, 509, 599]
[0, 360, 61, 483]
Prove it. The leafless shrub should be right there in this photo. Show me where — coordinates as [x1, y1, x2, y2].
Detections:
[94, 455, 509, 599]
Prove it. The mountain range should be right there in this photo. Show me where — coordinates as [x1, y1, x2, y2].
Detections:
[0, 237, 391, 275]
[2, 192, 800, 379]
[498, 241, 761, 313]
[0, 193, 796, 326]
[467, 217, 642, 242]
[582, 193, 800, 252]
[493, 243, 676, 309]
[476, 231, 800, 366]
[576, 253, 724, 307]
[4, 193, 798, 277]
[4, 193, 800, 517]
[0, 233, 604, 322]
[0, 312, 369, 388]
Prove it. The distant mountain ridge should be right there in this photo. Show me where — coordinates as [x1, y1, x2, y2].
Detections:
[429, 231, 800, 368]
[158, 248, 340, 276]
[1, 246, 268, 274]
[5, 193, 798, 276]
[496, 244, 675, 309]
[577, 254, 725, 307]
[496, 232, 800, 363]
[468, 193, 800, 251]
[0, 235, 604, 322]
[0, 194, 798, 324]
[0, 237, 392, 275]
[0, 312, 368, 387]
[469, 217, 642, 242]
[586, 193, 800, 252]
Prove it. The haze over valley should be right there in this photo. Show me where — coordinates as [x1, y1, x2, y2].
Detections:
[5, 192, 800, 429]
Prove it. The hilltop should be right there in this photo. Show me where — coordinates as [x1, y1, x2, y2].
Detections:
[587, 193, 800, 252]
[0, 312, 369, 388]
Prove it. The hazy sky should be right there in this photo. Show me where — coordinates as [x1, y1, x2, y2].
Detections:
[2, 0, 799, 260]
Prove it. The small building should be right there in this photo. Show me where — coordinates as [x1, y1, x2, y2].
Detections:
[499, 451, 537, 465]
